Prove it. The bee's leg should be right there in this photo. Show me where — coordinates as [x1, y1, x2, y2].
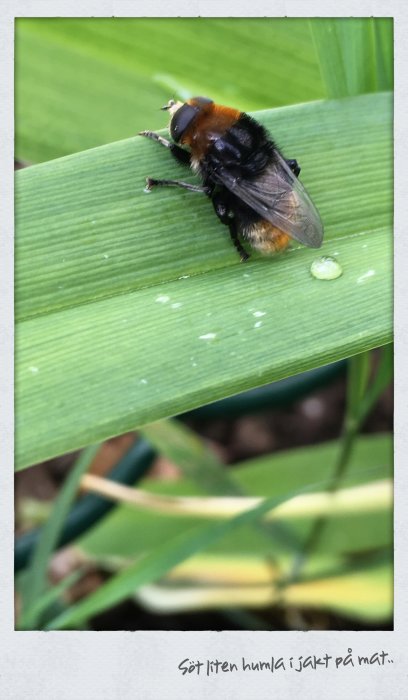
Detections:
[139, 131, 191, 166]
[145, 177, 209, 193]
[228, 221, 250, 262]
[286, 159, 301, 178]
[211, 191, 250, 262]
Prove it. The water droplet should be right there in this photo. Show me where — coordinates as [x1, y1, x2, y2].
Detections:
[199, 333, 217, 341]
[310, 256, 343, 280]
[171, 302, 182, 309]
[139, 379, 148, 385]
[156, 295, 170, 303]
[253, 311, 266, 318]
[143, 187, 152, 194]
[178, 275, 190, 279]
[29, 366, 39, 374]
[102, 253, 109, 259]
[357, 269, 376, 284]
[254, 321, 262, 328]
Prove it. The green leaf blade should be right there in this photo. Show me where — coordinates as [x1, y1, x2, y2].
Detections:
[311, 18, 393, 98]
[16, 92, 392, 322]
[18, 444, 100, 628]
[15, 93, 393, 470]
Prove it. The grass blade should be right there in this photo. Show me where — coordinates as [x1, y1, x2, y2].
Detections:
[310, 18, 393, 97]
[18, 443, 100, 628]
[45, 476, 337, 630]
[77, 434, 392, 565]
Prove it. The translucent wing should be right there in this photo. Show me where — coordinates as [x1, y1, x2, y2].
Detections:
[213, 151, 324, 248]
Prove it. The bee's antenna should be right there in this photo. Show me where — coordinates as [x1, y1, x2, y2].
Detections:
[161, 96, 177, 111]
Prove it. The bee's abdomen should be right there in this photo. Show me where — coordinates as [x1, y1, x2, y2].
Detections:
[243, 220, 291, 254]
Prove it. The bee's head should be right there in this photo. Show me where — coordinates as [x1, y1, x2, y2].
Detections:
[161, 96, 213, 143]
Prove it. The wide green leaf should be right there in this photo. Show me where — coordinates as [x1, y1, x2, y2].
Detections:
[15, 93, 392, 470]
[78, 434, 392, 563]
[15, 17, 325, 163]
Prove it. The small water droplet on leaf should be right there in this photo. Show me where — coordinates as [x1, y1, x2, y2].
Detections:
[310, 256, 343, 281]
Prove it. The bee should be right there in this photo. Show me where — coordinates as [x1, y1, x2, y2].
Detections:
[139, 97, 323, 262]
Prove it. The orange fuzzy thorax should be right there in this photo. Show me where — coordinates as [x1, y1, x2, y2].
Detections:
[179, 103, 241, 160]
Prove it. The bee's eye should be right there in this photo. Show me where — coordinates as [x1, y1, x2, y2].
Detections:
[170, 103, 199, 142]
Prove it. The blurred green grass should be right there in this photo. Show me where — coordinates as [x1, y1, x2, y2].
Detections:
[16, 17, 325, 162]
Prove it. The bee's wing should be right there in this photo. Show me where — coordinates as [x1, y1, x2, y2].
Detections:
[215, 151, 324, 248]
